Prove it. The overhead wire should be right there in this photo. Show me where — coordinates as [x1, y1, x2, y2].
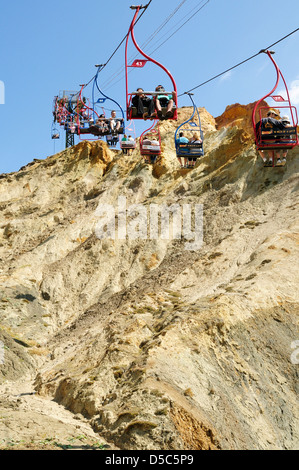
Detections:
[101, 0, 212, 91]
[179, 26, 299, 97]
[60, 1, 299, 112]
[100, 0, 193, 91]
[140, 0, 189, 51]
[79, 1, 154, 93]
[144, 0, 207, 55]
[149, 0, 210, 55]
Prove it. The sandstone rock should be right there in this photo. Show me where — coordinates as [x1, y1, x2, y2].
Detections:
[0, 103, 298, 450]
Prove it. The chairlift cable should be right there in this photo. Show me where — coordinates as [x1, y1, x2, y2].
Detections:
[100, 0, 192, 91]
[101, 0, 211, 92]
[98, 1, 153, 72]
[149, 0, 210, 56]
[102, 0, 211, 91]
[79, 1, 153, 92]
[140, 0, 189, 51]
[179, 26, 299, 97]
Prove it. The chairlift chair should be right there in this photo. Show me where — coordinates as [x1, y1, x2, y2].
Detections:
[125, 5, 178, 122]
[175, 93, 204, 168]
[252, 50, 298, 167]
[120, 120, 137, 153]
[140, 120, 161, 164]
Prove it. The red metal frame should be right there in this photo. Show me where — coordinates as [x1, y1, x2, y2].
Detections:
[139, 120, 161, 159]
[120, 120, 137, 149]
[76, 84, 102, 141]
[125, 5, 178, 121]
[252, 50, 298, 154]
[54, 96, 69, 126]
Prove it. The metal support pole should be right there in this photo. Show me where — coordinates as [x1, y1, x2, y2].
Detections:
[65, 131, 74, 148]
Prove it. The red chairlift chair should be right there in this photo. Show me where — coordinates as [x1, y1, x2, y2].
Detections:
[125, 5, 178, 122]
[140, 120, 161, 164]
[252, 50, 298, 167]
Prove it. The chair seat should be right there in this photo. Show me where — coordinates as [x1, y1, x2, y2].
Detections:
[176, 142, 203, 157]
[129, 106, 176, 118]
[260, 126, 297, 140]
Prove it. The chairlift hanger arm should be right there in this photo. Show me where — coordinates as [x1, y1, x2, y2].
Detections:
[77, 84, 100, 121]
[175, 93, 202, 141]
[252, 50, 298, 141]
[252, 50, 280, 131]
[94, 66, 125, 119]
[125, 5, 177, 115]
[130, 11, 177, 93]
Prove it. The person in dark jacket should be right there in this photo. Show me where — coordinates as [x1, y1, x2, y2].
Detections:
[255, 109, 283, 165]
[131, 88, 155, 119]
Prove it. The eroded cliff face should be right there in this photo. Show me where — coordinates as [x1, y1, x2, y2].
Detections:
[0, 105, 298, 450]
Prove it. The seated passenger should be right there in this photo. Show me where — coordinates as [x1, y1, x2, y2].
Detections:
[154, 85, 176, 119]
[256, 109, 283, 133]
[256, 109, 282, 165]
[277, 115, 292, 164]
[121, 134, 128, 154]
[190, 132, 202, 143]
[128, 135, 135, 144]
[187, 132, 203, 167]
[177, 132, 189, 143]
[151, 137, 160, 147]
[94, 114, 109, 134]
[142, 134, 152, 146]
[109, 110, 123, 134]
[176, 132, 189, 168]
[126, 135, 135, 155]
[131, 88, 155, 120]
[142, 134, 159, 147]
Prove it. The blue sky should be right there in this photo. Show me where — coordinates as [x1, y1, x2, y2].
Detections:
[0, 0, 299, 173]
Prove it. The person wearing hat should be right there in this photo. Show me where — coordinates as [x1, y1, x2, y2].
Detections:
[255, 109, 282, 134]
[281, 115, 291, 125]
[264, 109, 283, 128]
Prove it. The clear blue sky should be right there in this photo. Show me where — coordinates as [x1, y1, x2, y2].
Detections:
[0, 0, 299, 173]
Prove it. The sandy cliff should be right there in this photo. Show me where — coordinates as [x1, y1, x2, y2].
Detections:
[0, 104, 298, 450]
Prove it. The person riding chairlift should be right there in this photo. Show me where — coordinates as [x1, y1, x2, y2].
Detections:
[188, 132, 203, 168]
[176, 131, 189, 168]
[154, 85, 176, 120]
[109, 110, 124, 135]
[256, 109, 282, 165]
[190, 132, 202, 143]
[131, 88, 155, 120]
[94, 114, 109, 134]
[276, 115, 292, 164]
